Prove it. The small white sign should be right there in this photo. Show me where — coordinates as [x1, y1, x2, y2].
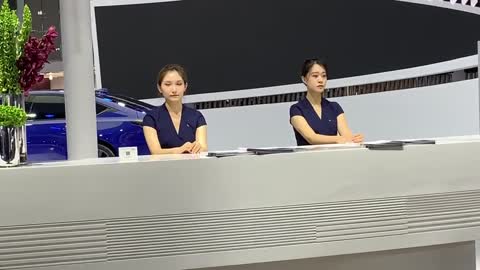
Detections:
[118, 147, 138, 161]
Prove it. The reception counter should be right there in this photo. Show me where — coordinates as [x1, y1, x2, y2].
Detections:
[1, 136, 480, 270]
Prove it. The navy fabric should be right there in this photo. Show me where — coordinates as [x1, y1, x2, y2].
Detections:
[143, 104, 206, 149]
[289, 98, 344, 146]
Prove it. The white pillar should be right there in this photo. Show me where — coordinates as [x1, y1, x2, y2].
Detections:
[59, 0, 98, 160]
[16, 0, 23, 22]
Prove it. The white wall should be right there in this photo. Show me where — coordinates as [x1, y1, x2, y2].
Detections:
[202, 102, 296, 150]
[201, 79, 480, 150]
[143, 55, 478, 105]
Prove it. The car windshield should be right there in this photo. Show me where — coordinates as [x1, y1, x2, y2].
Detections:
[96, 93, 154, 112]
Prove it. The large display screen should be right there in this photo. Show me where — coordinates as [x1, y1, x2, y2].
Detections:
[95, 0, 480, 99]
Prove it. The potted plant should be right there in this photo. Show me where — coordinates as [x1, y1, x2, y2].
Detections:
[0, 105, 26, 166]
[0, 0, 58, 166]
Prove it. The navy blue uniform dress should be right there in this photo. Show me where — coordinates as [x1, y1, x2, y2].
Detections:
[289, 98, 344, 146]
[143, 104, 207, 149]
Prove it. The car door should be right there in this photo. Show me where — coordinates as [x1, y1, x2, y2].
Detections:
[26, 93, 68, 162]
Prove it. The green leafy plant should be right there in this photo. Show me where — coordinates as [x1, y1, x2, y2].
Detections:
[0, 0, 56, 129]
[0, 105, 27, 127]
[0, 0, 32, 95]
[16, 3, 31, 59]
[0, 0, 20, 94]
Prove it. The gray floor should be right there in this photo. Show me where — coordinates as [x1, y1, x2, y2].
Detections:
[197, 242, 475, 270]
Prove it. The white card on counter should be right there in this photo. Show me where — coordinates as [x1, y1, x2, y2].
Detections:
[118, 147, 138, 161]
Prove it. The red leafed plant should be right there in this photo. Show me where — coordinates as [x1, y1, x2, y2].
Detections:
[16, 26, 59, 94]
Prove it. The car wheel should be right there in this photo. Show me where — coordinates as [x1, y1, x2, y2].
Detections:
[98, 144, 116, 158]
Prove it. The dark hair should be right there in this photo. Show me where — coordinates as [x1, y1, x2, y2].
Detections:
[157, 64, 188, 85]
[301, 58, 328, 77]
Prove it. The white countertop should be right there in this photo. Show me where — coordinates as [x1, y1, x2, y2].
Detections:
[1, 135, 480, 269]
[15, 134, 480, 169]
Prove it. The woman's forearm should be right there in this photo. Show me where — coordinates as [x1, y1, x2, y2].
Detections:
[150, 147, 183, 155]
[307, 134, 340, 144]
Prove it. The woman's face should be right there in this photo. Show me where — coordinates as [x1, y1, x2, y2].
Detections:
[158, 71, 187, 102]
[303, 64, 327, 94]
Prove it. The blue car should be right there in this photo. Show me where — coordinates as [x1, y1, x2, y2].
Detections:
[23, 90, 152, 162]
